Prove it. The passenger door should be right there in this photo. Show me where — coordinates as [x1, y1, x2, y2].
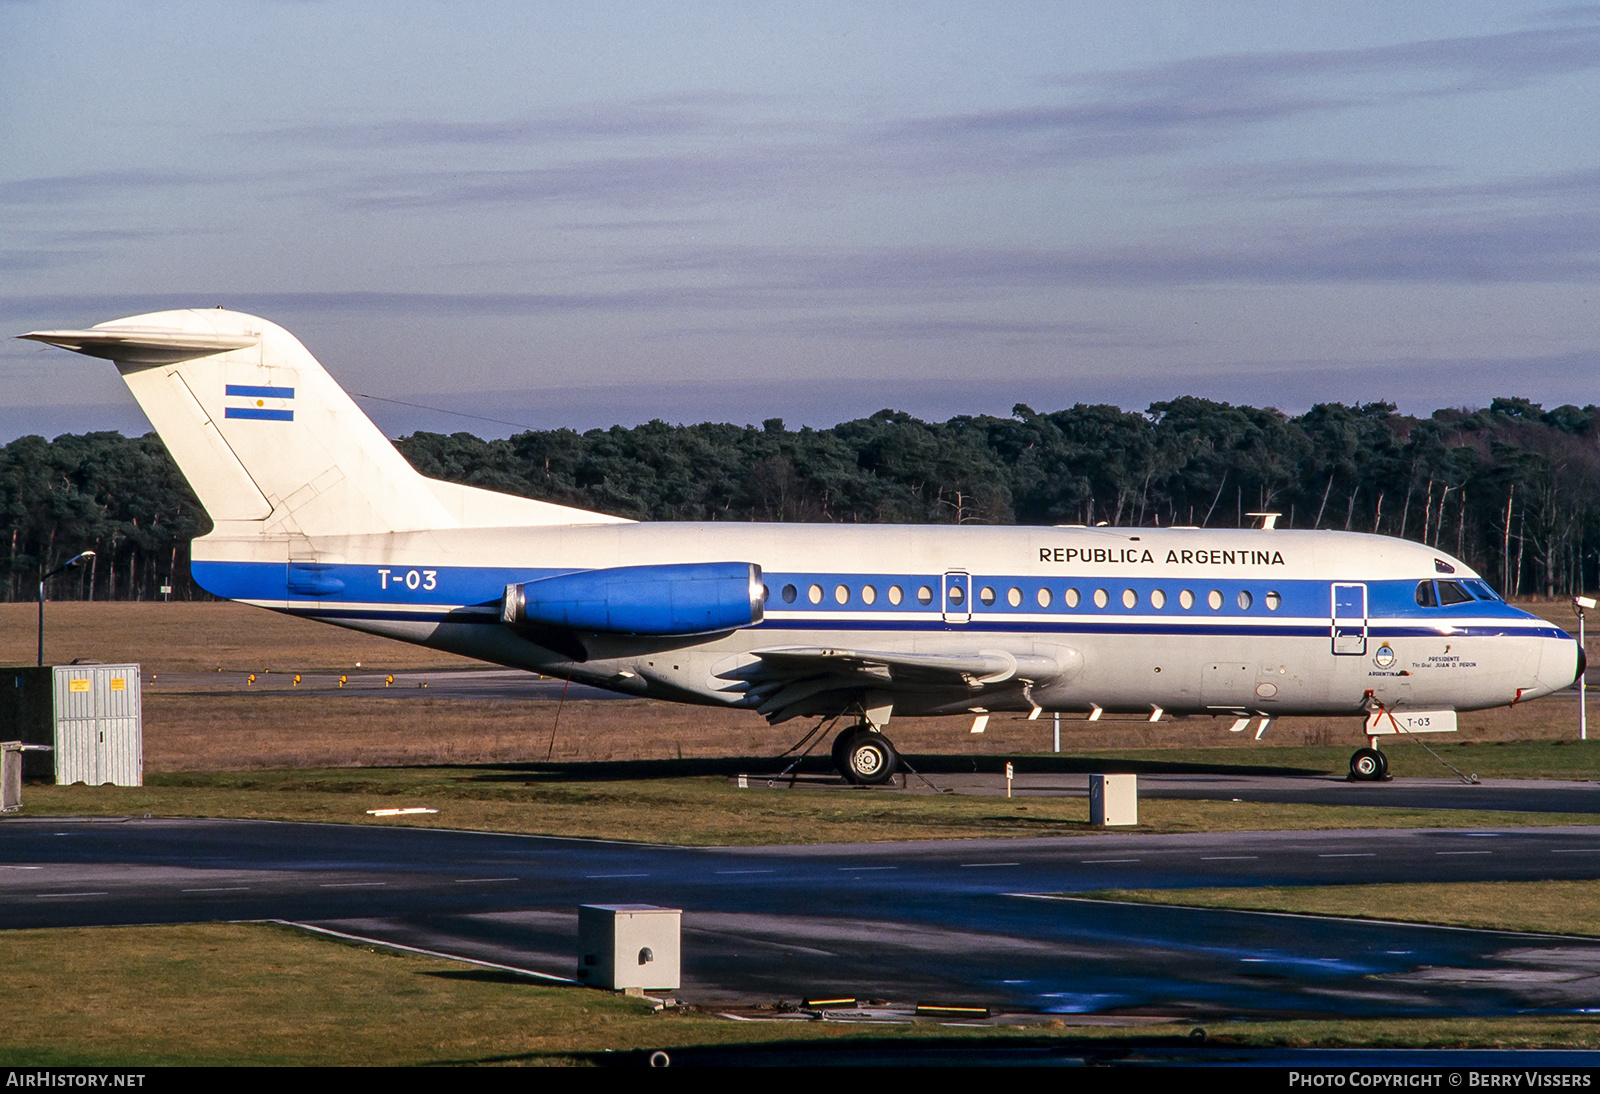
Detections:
[1331, 583, 1367, 656]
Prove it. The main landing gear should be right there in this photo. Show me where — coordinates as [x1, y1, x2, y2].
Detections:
[1349, 746, 1389, 782]
[831, 724, 900, 785]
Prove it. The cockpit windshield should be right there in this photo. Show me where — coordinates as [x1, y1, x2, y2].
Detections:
[1417, 578, 1501, 607]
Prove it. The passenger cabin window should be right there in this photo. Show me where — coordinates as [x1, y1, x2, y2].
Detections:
[1438, 580, 1475, 606]
[1415, 581, 1438, 608]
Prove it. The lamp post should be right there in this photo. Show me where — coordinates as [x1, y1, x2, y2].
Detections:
[37, 551, 94, 668]
[1575, 596, 1595, 742]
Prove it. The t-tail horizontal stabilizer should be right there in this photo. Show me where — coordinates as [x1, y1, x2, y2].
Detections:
[20, 309, 629, 536]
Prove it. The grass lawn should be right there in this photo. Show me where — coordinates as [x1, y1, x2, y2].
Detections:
[10, 762, 1595, 844]
[1081, 878, 1600, 937]
[7, 922, 1600, 1063]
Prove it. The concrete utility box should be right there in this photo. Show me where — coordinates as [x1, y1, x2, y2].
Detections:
[0, 665, 143, 786]
[1, 743, 51, 812]
[1, 743, 21, 812]
[1090, 773, 1137, 826]
[576, 904, 681, 991]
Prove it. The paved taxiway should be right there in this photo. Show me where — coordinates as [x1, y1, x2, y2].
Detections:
[8, 817, 1600, 1018]
[769, 771, 1600, 814]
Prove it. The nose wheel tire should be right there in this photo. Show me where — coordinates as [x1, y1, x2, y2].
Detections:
[833, 726, 899, 785]
[1350, 747, 1388, 781]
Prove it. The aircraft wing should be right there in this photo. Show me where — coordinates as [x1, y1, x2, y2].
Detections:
[719, 645, 1075, 723]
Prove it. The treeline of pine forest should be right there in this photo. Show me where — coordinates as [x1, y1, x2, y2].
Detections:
[4, 396, 1599, 602]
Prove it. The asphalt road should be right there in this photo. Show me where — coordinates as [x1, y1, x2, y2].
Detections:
[7, 816, 1600, 1018]
[767, 771, 1600, 814]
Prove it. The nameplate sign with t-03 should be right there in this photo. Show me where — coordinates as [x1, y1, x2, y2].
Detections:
[1364, 709, 1457, 735]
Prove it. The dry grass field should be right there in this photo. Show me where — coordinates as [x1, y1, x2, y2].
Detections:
[3, 598, 1595, 772]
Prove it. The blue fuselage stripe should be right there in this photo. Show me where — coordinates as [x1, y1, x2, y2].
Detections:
[194, 560, 1567, 641]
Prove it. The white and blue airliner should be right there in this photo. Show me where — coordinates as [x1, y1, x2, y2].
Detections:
[23, 309, 1584, 784]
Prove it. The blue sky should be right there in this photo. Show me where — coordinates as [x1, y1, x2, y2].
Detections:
[4, 2, 1599, 440]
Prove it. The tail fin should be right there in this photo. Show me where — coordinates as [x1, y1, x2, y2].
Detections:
[21, 308, 626, 535]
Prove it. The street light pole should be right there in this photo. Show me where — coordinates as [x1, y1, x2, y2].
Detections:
[1575, 596, 1595, 742]
[37, 551, 95, 668]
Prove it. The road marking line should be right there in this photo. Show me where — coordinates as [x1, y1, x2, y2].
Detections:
[585, 873, 648, 879]
[453, 877, 517, 884]
[1550, 849, 1600, 853]
[181, 887, 250, 892]
[1318, 853, 1377, 858]
[839, 866, 898, 872]
[959, 863, 1020, 868]
[1081, 858, 1139, 864]
[319, 881, 389, 887]
[35, 892, 108, 898]
[715, 869, 775, 875]
[1201, 856, 1259, 861]
[0, 866, 43, 870]
[1435, 851, 1492, 856]
[279, 922, 578, 985]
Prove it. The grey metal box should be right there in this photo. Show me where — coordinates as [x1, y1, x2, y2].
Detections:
[1089, 773, 1137, 826]
[0, 665, 142, 787]
[576, 904, 681, 991]
[1, 744, 20, 813]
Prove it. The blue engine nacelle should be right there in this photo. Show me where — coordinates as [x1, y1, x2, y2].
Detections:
[501, 562, 765, 636]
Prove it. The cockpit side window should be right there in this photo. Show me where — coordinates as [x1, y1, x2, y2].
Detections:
[1437, 580, 1475, 606]
[1415, 580, 1438, 608]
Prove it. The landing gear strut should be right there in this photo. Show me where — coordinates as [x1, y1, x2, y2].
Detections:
[1349, 746, 1389, 782]
[832, 724, 899, 785]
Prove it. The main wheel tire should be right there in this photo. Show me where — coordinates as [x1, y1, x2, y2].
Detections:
[831, 727, 858, 776]
[843, 731, 898, 786]
[1375, 748, 1389, 779]
[1350, 747, 1385, 781]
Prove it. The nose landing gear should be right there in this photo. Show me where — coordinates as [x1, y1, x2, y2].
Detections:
[831, 724, 900, 785]
[1349, 746, 1389, 781]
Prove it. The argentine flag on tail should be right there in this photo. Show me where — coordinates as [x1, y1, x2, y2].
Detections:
[225, 384, 295, 421]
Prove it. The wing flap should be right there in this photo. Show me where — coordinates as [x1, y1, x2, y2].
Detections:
[729, 646, 1069, 687]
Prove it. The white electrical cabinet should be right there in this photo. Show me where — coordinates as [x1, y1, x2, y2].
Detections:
[576, 904, 681, 991]
[1089, 773, 1137, 826]
[0, 665, 143, 787]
